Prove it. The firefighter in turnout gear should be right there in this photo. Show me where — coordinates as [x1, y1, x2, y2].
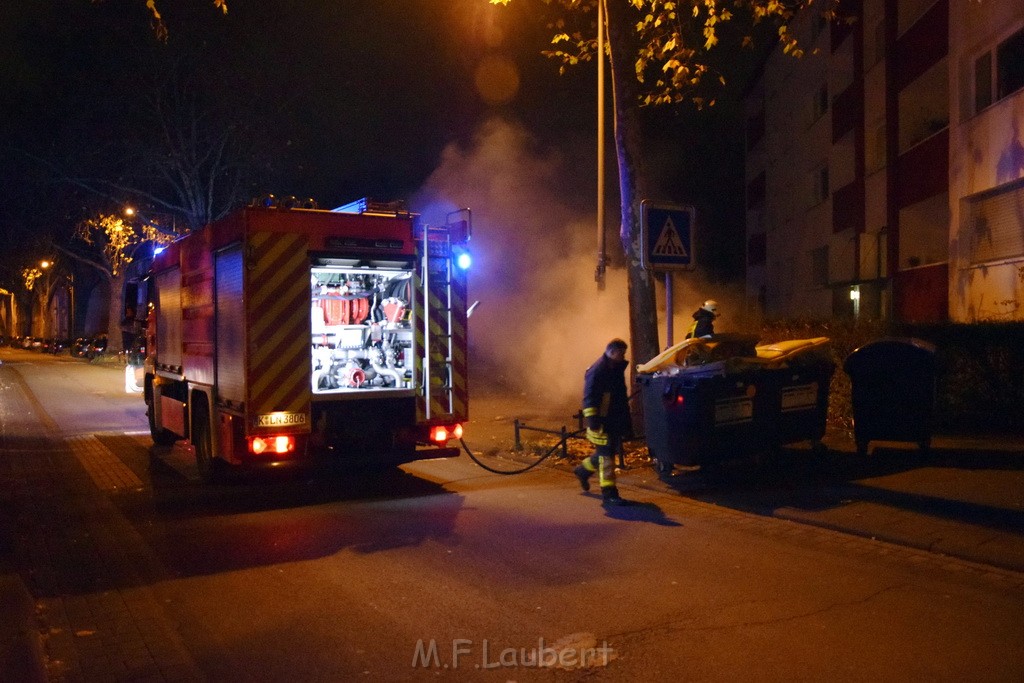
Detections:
[574, 339, 632, 505]
[685, 299, 719, 339]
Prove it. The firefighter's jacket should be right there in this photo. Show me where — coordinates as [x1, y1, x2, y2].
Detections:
[686, 307, 716, 339]
[582, 354, 631, 438]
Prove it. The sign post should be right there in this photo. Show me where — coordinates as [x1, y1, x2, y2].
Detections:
[640, 201, 696, 348]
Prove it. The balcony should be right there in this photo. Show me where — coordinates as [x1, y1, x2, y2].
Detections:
[832, 177, 865, 234]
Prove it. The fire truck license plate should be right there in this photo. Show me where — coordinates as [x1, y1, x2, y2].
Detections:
[714, 397, 753, 425]
[257, 412, 308, 427]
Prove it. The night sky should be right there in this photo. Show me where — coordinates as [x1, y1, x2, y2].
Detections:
[0, 0, 748, 289]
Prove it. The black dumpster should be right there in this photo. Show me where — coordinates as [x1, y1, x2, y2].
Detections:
[843, 338, 936, 456]
[638, 367, 768, 471]
[638, 335, 834, 472]
[763, 356, 835, 452]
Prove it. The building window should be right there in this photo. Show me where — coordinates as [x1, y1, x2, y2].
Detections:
[974, 26, 1024, 114]
[899, 192, 949, 269]
[997, 27, 1024, 100]
[899, 58, 949, 151]
[811, 245, 829, 286]
[964, 178, 1024, 265]
[975, 52, 993, 112]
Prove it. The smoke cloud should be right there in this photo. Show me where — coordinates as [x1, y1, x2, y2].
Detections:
[413, 117, 743, 411]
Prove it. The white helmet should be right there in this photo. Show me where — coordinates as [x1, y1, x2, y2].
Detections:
[702, 300, 720, 316]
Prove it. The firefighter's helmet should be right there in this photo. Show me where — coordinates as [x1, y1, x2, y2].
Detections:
[702, 300, 720, 317]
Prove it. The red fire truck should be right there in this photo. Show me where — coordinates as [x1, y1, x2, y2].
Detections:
[143, 199, 470, 481]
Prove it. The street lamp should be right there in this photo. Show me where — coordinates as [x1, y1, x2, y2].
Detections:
[595, 0, 607, 290]
[38, 260, 54, 338]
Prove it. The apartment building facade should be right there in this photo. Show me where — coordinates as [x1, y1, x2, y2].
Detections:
[744, 0, 1024, 323]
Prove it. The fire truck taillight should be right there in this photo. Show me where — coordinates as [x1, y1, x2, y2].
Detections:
[429, 423, 463, 444]
[251, 435, 295, 455]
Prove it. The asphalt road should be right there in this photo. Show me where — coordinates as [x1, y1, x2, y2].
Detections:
[1, 349, 1022, 681]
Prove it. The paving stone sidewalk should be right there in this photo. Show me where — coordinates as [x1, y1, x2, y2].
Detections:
[0, 362, 200, 682]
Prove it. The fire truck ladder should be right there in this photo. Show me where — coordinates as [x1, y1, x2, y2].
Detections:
[420, 218, 457, 420]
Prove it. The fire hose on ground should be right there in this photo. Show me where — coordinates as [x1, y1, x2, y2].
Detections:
[458, 396, 639, 475]
[458, 428, 587, 475]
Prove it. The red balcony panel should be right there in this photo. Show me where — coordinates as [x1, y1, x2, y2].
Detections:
[896, 129, 948, 208]
[893, 263, 948, 322]
[894, 0, 948, 91]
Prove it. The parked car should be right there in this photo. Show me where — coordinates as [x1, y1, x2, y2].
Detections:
[45, 338, 70, 355]
[88, 334, 108, 359]
[71, 337, 92, 358]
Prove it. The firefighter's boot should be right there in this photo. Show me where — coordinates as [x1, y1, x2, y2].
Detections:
[573, 465, 592, 492]
[601, 486, 625, 505]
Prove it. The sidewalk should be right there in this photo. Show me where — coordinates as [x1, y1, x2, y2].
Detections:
[0, 351, 200, 681]
[463, 389, 1024, 573]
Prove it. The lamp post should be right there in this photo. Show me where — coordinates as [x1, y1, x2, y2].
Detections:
[66, 270, 75, 340]
[595, 0, 607, 290]
[39, 260, 53, 338]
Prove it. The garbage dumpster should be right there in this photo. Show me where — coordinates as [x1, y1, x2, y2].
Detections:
[636, 335, 832, 471]
[758, 340, 835, 452]
[637, 367, 767, 471]
[843, 338, 936, 457]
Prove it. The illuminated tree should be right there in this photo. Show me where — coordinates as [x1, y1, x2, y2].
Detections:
[143, 0, 227, 41]
[490, 0, 840, 366]
[62, 213, 178, 352]
[21, 262, 59, 338]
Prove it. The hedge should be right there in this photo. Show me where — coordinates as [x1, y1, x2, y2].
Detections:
[757, 320, 1024, 436]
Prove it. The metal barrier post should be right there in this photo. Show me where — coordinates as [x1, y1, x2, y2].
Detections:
[514, 419, 522, 451]
[560, 427, 568, 459]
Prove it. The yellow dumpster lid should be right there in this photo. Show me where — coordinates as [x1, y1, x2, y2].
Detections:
[637, 336, 830, 374]
[636, 338, 708, 374]
[755, 337, 830, 362]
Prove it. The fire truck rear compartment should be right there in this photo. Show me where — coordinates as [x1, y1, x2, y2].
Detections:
[310, 263, 415, 395]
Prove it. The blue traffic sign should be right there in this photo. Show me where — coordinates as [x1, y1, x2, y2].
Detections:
[640, 201, 695, 271]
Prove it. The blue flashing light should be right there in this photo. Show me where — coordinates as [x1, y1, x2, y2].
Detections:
[455, 249, 472, 270]
[154, 245, 167, 256]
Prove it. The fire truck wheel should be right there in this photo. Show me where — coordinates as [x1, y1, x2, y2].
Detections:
[147, 404, 178, 446]
[193, 403, 224, 484]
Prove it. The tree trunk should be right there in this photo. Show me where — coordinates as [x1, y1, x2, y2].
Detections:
[605, 1, 660, 370]
[106, 271, 127, 353]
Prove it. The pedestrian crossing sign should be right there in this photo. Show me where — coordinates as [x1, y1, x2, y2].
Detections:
[640, 201, 695, 271]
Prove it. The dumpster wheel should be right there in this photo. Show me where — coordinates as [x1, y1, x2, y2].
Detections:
[650, 452, 674, 477]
